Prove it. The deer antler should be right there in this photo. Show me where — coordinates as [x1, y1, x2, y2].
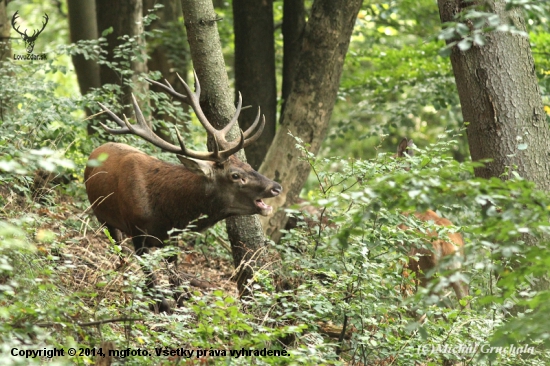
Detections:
[98, 72, 265, 163]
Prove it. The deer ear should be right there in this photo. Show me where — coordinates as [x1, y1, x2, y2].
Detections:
[396, 138, 409, 157]
[177, 155, 214, 177]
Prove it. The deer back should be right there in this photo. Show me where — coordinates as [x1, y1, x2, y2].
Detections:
[398, 210, 465, 275]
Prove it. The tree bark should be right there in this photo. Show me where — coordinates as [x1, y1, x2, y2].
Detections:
[259, 0, 363, 241]
[281, 0, 306, 123]
[438, 0, 550, 300]
[67, 0, 101, 134]
[233, 0, 276, 170]
[438, 0, 550, 190]
[181, 0, 268, 297]
[0, 0, 11, 61]
[96, 0, 147, 116]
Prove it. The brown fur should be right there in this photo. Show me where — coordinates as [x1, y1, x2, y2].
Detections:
[398, 210, 468, 302]
[85, 142, 281, 241]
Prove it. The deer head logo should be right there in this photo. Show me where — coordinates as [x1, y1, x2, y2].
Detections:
[11, 11, 48, 54]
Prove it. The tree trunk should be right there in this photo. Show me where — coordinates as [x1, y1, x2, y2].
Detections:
[67, 0, 101, 135]
[144, 0, 188, 88]
[233, 0, 276, 170]
[144, 0, 189, 138]
[438, 0, 550, 300]
[180, 0, 268, 297]
[281, 0, 306, 123]
[438, 0, 550, 190]
[96, 0, 147, 116]
[0, 0, 11, 61]
[259, 0, 363, 241]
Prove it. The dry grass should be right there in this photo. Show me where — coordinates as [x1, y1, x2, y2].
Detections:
[1, 181, 240, 313]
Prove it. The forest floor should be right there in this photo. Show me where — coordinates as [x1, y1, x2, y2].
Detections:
[1, 181, 239, 312]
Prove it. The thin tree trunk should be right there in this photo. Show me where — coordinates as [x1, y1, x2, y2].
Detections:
[67, 0, 101, 135]
[0, 0, 11, 61]
[438, 0, 550, 190]
[281, 0, 305, 123]
[144, 0, 188, 88]
[438, 0, 550, 298]
[233, 0, 276, 169]
[259, 0, 363, 241]
[96, 0, 147, 117]
[144, 0, 189, 139]
[181, 0, 268, 297]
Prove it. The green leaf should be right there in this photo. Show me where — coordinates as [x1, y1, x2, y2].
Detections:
[458, 38, 472, 51]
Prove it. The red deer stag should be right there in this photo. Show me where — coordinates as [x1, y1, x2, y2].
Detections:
[85, 73, 282, 312]
[395, 138, 468, 306]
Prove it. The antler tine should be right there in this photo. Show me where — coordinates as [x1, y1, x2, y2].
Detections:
[219, 129, 246, 161]
[99, 95, 225, 162]
[220, 92, 242, 137]
[243, 115, 265, 148]
[243, 107, 262, 139]
[97, 102, 131, 134]
[34, 13, 48, 36]
[33, 14, 48, 37]
[97, 96, 179, 153]
[135, 71, 261, 162]
[11, 11, 17, 27]
[174, 71, 220, 140]
[189, 70, 201, 99]
[221, 105, 262, 150]
[145, 77, 189, 102]
[173, 125, 223, 162]
[11, 11, 26, 37]
[130, 94, 154, 132]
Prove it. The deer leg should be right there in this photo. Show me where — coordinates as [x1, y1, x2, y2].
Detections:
[167, 253, 190, 307]
[105, 224, 123, 243]
[450, 281, 470, 309]
[132, 237, 171, 314]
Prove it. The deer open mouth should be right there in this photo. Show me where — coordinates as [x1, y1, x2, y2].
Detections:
[255, 199, 273, 215]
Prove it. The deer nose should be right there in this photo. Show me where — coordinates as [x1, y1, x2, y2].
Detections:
[271, 183, 282, 196]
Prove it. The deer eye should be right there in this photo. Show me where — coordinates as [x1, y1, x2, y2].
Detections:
[231, 173, 240, 180]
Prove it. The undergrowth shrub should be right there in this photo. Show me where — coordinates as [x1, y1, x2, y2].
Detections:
[1, 9, 550, 364]
[274, 136, 550, 365]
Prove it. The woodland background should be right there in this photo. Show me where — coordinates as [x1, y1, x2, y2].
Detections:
[1, 0, 550, 365]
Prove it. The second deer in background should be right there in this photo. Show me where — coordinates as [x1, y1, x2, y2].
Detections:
[395, 138, 469, 305]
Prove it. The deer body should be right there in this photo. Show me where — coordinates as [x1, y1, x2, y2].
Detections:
[85, 73, 281, 312]
[395, 139, 468, 304]
[86, 143, 276, 242]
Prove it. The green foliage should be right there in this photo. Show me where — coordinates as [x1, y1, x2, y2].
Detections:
[2, 1, 550, 365]
[277, 137, 550, 364]
[333, 2, 466, 162]
[333, 0, 550, 164]
[530, 31, 550, 103]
